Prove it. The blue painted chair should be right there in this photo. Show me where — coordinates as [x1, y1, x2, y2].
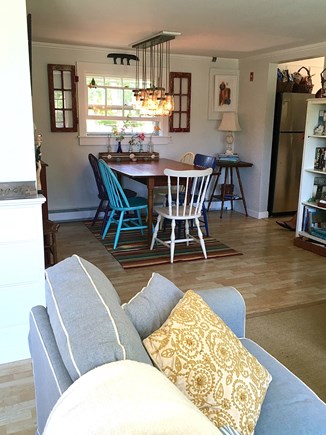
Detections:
[98, 159, 148, 250]
[88, 153, 136, 228]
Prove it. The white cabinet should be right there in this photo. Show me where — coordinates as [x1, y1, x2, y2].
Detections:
[295, 98, 326, 255]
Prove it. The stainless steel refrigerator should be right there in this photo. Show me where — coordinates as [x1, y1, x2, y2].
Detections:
[268, 92, 312, 215]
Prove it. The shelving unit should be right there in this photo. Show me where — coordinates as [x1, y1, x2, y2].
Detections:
[295, 98, 326, 256]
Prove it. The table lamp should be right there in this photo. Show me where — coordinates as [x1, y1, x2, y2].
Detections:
[218, 112, 241, 155]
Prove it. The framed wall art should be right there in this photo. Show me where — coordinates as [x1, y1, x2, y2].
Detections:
[208, 69, 239, 120]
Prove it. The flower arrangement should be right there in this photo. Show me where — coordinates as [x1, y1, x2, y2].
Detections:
[148, 125, 160, 152]
[112, 127, 125, 143]
[128, 132, 145, 152]
[35, 134, 42, 162]
[35, 133, 43, 191]
[153, 125, 161, 135]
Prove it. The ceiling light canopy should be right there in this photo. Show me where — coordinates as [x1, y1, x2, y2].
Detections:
[132, 31, 181, 117]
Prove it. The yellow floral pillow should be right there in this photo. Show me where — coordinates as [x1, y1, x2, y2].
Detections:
[143, 290, 271, 435]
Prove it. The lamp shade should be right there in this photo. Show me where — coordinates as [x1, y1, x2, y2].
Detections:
[218, 112, 241, 132]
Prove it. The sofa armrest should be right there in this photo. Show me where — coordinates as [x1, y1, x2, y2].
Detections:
[195, 287, 246, 338]
[28, 306, 73, 434]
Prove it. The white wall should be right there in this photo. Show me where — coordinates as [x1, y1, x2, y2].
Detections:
[0, 4, 35, 181]
[0, 0, 45, 363]
[31, 43, 238, 220]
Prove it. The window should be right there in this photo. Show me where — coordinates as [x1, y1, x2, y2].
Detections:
[77, 62, 169, 146]
[47, 64, 77, 132]
[86, 75, 157, 135]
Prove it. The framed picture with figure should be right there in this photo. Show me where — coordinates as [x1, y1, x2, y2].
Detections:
[208, 69, 239, 120]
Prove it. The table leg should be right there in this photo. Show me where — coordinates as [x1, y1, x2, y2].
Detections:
[147, 177, 154, 246]
[235, 167, 248, 216]
[207, 168, 222, 211]
[220, 167, 229, 218]
[230, 167, 234, 211]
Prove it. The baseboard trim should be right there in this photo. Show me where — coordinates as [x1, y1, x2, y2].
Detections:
[49, 208, 95, 222]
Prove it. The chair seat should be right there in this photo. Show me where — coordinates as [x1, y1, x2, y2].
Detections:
[154, 206, 200, 220]
[128, 197, 148, 208]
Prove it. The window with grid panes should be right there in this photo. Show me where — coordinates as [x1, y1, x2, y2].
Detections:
[85, 74, 160, 135]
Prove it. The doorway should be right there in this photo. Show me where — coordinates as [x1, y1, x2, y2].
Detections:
[268, 57, 325, 216]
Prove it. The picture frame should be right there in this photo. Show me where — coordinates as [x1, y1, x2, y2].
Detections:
[208, 69, 239, 120]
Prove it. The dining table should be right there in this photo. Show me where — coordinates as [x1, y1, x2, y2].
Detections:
[99, 157, 198, 246]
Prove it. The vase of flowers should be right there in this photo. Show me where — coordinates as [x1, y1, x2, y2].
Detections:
[137, 132, 145, 152]
[128, 134, 136, 153]
[112, 127, 125, 153]
[129, 132, 145, 153]
[117, 141, 122, 153]
[147, 125, 160, 153]
[35, 133, 43, 192]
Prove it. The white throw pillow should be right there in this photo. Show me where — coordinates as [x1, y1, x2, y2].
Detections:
[44, 360, 221, 434]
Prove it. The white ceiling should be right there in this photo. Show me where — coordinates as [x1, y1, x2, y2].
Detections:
[26, 0, 326, 58]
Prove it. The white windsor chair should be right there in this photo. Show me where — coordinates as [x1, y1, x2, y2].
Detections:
[150, 167, 212, 263]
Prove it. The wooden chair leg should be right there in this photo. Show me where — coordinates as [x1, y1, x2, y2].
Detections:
[170, 220, 176, 263]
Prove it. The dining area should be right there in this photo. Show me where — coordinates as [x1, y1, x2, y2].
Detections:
[88, 152, 220, 263]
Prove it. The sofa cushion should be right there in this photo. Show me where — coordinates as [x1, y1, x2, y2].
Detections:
[45, 255, 152, 381]
[122, 272, 184, 339]
[241, 338, 326, 434]
[143, 290, 272, 435]
[44, 360, 222, 435]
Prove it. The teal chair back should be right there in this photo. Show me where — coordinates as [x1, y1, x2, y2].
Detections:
[99, 161, 130, 209]
[98, 159, 148, 249]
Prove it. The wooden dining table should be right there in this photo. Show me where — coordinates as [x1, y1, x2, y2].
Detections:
[100, 158, 197, 246]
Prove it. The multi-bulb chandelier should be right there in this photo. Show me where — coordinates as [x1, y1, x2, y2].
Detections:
[132, 31, 180, 117]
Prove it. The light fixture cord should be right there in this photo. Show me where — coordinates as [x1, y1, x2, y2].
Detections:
[166, 40, 170, 93]
[135, 46, 139, 90]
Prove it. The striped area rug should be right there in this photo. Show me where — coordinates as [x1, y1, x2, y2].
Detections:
[85, 221, 242, 269]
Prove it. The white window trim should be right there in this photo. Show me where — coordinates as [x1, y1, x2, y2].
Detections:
[76, 62, 172, 146]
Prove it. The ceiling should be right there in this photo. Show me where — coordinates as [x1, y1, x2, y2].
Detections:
[26, 0, 326, 59]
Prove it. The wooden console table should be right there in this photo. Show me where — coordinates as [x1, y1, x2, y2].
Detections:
[207, 160, 253, 218]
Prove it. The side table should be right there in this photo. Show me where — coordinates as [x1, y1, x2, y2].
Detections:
[207, 160, 253, 218]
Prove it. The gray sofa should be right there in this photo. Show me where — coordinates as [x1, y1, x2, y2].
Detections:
[29, 255, 326, 434]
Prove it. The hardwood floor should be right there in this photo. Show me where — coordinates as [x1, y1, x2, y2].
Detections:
[0, 359, 35, 435]
[1, 210, 326, 434]
[57, 211, 326, 315]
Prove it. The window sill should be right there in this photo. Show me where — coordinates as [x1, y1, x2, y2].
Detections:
[78, 135, 172, 146]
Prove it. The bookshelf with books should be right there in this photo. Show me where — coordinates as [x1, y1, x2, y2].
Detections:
[295, 98, 326, 255]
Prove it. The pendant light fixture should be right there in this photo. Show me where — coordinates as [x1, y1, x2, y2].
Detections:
[132, 31, 180, 116]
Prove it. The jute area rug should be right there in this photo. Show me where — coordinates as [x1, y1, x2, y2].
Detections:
[246, 302, 326, 401]
[84, 221, 242, 269]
